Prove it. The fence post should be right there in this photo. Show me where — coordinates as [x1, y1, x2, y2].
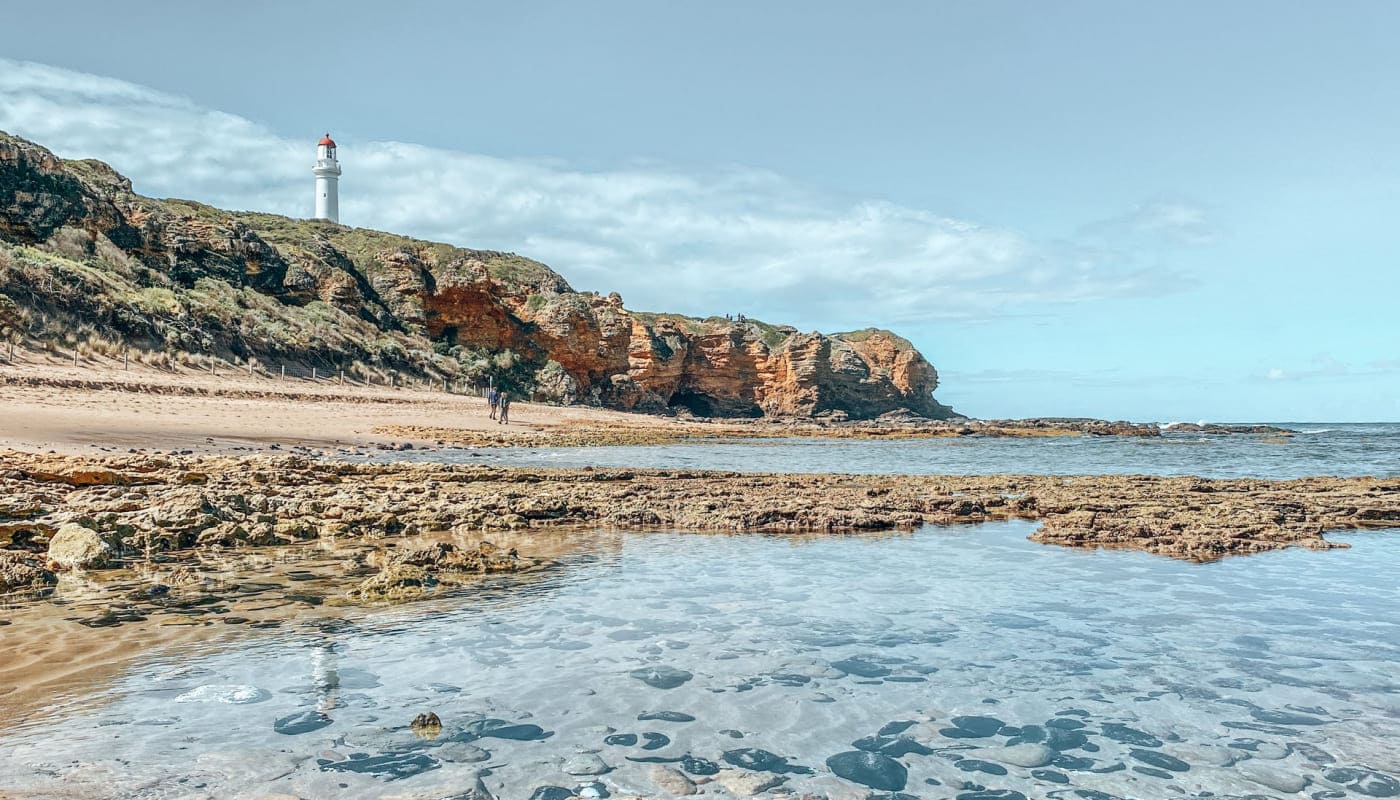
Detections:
[124, 350, 129, 371]
[73, 349, 79, 366]
[280, 364, 286, 381]
[248, 360, 254, 376]
[339, 369, 344, 385]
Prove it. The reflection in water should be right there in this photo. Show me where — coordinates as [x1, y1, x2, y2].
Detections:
[1, 522, 1399, 799]
[397, 423, 1400, 479]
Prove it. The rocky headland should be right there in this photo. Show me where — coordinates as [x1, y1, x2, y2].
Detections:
[1, 130, 952, 420]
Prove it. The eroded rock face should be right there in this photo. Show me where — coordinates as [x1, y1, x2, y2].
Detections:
[0, 130, 952, 420]
[0, 550, 57, 592]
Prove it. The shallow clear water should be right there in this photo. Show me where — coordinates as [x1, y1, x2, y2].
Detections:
[4, 523, 1399, 799]
[410, 423, 1400, 479]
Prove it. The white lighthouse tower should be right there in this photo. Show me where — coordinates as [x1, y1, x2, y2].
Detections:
[312, 133, 341, 223]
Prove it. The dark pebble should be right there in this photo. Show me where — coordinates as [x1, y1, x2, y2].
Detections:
[1099, 723, 1162, 748]
[629, 665, 693, 689]
[1323, 767, 1400, 797]
[638, 711, 695, 722]
[722, 748, 812, 774]
[321, 752, 439, 779]
[273, 710, 332, 736]
[460, 718, 550, 741]
[1128, 748, 1189, 772]
[1050, 755, 1097, 771]
[1251, 708, 1326, 725]
[949, 716, 1005, 737]
[825, 750, 908, 791]
[831, 657, 892, 678]
[604, 734, 637, 747]
[1031, 769, 1070, 784]
[1046, 718, 1085, 730]
[1044, 728, 1089, 751]
[680, 755, 720, 775]
[956, 759, 1009, 776]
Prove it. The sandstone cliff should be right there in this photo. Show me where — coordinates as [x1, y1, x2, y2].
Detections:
[0, 131, 955, 419]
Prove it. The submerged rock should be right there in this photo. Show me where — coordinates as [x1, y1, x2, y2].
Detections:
[629, 665, 693, 690]
[980, 743, 1054, 768]
[273, 710, 332, 736]
[649, 765, 697, 795]
[713, 769, 785, 795]
[1323, 767, 1400, 797]
[825, 750, 908, 790]
[562, 753, 610, 776]
[350, 563, 431, 601]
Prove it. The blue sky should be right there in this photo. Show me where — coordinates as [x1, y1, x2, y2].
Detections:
[2, 1, 1397, 421]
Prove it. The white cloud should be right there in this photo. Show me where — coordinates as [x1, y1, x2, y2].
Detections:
[1251, 355, 1400, 383]
[1080, 196, 1221, 248]
[0, 58, 1191, 329]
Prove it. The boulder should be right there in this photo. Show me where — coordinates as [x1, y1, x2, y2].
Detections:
[46, 522, 112, 568]
[649, 765, 697, 795]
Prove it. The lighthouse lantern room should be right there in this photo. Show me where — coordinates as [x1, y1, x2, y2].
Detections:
[312, 133, 341, 223]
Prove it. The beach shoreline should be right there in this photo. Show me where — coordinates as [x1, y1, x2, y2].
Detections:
[0, 358, 1281, 456]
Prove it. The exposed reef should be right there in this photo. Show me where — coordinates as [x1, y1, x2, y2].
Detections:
[3, 450, 1397, 593]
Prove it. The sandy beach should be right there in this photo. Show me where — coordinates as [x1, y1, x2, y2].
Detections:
[0, 356, 670, 455]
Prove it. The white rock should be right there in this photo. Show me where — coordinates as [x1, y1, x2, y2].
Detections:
[433, 742, 491, 763]
[1252, 742, 1290, 760]
[1165, 744, 1237, 767]
[563, 753, 610, 776]
[649, 765, 697, 796]
[1237, 760, 1309, 793]
[714, 769, 785, 795]
[46, 522, 110, 568]
[980, 743, 1054, 767]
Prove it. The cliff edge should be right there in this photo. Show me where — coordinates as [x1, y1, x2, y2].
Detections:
[0, 131, 955, 419]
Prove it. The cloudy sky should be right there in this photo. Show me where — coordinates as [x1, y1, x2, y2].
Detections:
[2, 1, 1397, 421]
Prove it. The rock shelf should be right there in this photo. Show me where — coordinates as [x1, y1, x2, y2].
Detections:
[3, 450, 1398, 598]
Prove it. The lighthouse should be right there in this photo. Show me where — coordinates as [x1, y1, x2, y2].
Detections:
[312, 133, 341, 223]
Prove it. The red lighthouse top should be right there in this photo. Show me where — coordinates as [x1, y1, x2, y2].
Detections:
[318, 133, 336, 147]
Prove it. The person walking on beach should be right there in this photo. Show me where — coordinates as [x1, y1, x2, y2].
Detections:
[498, 392, 511, 425]
[487, 387, 500, 420]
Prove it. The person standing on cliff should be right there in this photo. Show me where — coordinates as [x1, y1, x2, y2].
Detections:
[488, 387, 500, 420]
[498, 392, 511, 425]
